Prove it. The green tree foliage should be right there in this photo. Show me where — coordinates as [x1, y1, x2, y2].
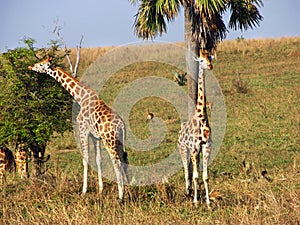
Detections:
[0, 39, 73, 176]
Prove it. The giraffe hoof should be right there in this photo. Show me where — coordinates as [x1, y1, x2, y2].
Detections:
[117, 197, 125, 205]
[184, 191, 193, 199]
[206, 203, 213, 211]
[193, 201, 200, 208]
[80, 191, 87, 197]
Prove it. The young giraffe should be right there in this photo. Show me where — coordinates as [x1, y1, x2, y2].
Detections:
[178, 50, 213, 207]
[0, 146, 16, 184]
[15, 143, 29, 179]
[29, 58, 128, 200]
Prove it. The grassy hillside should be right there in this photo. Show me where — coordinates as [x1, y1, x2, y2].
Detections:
[1, 37, 299, 224]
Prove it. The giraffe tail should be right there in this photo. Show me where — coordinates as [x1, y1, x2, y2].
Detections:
[122, 126, 127, 163]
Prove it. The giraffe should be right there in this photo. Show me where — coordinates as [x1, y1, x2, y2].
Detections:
[177, 49, 213, 207]
[0, 146, 16, 184]
[29, 57, 128, 200]
[15, 143, 29, 179]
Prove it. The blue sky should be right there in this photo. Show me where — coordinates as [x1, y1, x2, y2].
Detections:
[0, 0, 299, 51]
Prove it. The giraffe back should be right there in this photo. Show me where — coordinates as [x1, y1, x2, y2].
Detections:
[0, 146, 16, 183]
[15, 143, 29, 179]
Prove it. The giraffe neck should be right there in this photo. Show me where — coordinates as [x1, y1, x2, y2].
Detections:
[195, 67, 207, 119]
[45, 67, 98, 104]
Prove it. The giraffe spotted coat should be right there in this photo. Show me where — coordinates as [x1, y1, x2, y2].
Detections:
[177, 50, 213, 208]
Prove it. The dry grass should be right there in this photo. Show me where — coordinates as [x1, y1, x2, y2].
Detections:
[1, 37, 300, 224]
[1, 161, 299, 224]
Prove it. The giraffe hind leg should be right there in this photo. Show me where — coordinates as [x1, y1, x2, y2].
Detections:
[0, 171, 5, 184]
[107, 144, 124, 200]
[178, 144, 192, 196]
[93, 138, 103, 193]
[78, 124, 89, 194]
[113, 157, 124, 200]
[117, 132, 129, 185]
[121, 151, 129, 185]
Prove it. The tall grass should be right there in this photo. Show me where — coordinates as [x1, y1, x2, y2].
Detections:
[1, 37, 300, 224]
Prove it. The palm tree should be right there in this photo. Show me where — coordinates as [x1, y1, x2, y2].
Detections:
[130, 0, 263, 104]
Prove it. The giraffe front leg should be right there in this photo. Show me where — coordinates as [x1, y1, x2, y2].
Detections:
[78, 123, 89, 194]
[202, 142, 211, 209]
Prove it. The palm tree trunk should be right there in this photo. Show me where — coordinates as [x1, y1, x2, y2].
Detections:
[184, 6, 199, 113]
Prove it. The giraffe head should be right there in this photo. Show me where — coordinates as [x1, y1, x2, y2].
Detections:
[199, 49, 213, 70]
[28, 57, 52, 73]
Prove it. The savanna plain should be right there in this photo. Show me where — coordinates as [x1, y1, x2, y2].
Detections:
[1, 37, 299, 224]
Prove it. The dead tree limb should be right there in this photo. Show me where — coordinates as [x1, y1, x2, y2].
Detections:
[73, 35, 83, 77]
[52, 25, 83, 78]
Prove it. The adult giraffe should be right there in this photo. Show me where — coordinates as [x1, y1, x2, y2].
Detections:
[29, 57, 128, 200]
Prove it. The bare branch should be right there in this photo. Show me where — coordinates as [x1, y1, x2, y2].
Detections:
[52, 24, 83, 78]
[53, 26, 73, 73]
[73, 35, 84, 77]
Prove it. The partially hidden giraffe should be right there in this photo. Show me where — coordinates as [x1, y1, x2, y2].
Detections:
[0, 146, 15, 184]
[177, 50, 213, 207]
[29, 58, 128, 200]
[0, 143, 29, 183]
[15, 143, 29, 179]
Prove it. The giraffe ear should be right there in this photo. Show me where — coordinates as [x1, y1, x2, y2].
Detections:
[47, 56, 53, 62]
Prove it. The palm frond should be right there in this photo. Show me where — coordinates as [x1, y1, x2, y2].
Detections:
[133, 0, 182, 39]
[157, 0, 182, 19]
[227, 0, 264, 30]
[185, 0, 227, 51]
[195, 0, 227, 14]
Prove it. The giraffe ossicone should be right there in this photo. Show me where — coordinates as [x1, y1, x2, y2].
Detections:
[29, 57, 128, 200]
